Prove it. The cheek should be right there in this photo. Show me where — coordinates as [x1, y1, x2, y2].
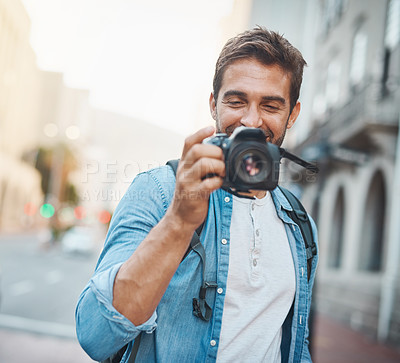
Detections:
[218, 108, 242, 127]
[262, 115, 287, 132]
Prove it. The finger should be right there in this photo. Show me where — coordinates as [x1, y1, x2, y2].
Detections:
[200, 175, 224, 193]
[180, 158, 225, 182]
[179, 175, 224, 200]
[181, 126, 215, 159]
[198, 158, 226, 179]
[182, 144, 223, 168]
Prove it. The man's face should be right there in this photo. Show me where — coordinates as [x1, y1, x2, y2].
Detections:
[209, 58, 300, 147]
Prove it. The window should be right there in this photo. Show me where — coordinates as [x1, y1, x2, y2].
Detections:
[382, 0, 400, 96]
[321, 0, 347, 35]
[385, 0, 400, 50]
[328, 188, 345, 268]
[326, 60, 341, 107]
[359, 171, 386, 272]
[311, 196, 320, 226]
[349, 28, 368, 87]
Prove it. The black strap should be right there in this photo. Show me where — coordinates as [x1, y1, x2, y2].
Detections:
[103, 159, 213, 362]
[128, 334, 141, 363]
[100, 333, 141, 363]
[166, 159, 217, 321]
[278, 186, 316, 281]
[100, 345, 128, 363]
[189, 229, 217, 322]
[165, 159, 180, 175]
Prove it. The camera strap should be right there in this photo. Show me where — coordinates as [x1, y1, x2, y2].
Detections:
[278, 186, 317, 281]
[166, 159, 217, 322]
[166, 159, 316, 312]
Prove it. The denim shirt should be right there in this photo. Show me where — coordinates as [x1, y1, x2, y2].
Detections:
[75, 165, 318, 363]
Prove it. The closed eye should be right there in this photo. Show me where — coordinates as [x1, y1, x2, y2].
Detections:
[222, 99, 245, 107]
[262, 104, 280, 112]
[229, 101, 244, 106]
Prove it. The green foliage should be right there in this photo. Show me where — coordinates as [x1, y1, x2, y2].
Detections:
[33, 143, 79, 204]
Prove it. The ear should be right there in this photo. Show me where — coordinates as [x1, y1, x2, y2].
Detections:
[287, 101, 300, 129]
[209, 92, 217, 121]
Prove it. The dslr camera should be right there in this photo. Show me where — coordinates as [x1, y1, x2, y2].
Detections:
[203, 127, 317, 195]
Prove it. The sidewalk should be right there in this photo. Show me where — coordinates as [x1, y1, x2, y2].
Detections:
[313, 313, 400, 363]
[1, 313, 400, 362]
[0, 329, 92, 363]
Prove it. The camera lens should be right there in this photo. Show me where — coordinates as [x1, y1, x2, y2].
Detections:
[242, 153, 262, 176]
[229, 147, 270, 186]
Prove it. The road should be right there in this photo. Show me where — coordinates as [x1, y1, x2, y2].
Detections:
[1, 230, 400, 363]
[0, 230, 104, 362]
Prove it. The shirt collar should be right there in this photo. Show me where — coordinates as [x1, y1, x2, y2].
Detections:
[270, 187, 293, 212]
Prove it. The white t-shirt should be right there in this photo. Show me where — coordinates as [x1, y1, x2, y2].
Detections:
[216, 193, 296, 363]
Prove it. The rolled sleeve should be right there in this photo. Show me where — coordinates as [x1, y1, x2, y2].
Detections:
[75, 168, 175, 361]
[76, 263, 157, 361]
[90, 262, 157, 333]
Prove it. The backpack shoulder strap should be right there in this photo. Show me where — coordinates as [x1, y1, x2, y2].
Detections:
[166, 159, 180, 175]
[166, 159, 214, 322]
[103, 160, 209, 363]
[278, 186, 316, 281]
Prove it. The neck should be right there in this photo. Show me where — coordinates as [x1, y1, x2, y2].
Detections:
[238, 190, 267, 199]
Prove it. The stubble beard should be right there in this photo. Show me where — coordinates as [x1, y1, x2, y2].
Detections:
[215, 114, 288, 147]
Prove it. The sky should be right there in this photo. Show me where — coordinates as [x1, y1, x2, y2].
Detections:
[22, 0, 235, 135]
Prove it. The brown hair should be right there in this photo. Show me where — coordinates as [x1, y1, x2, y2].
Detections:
[213, 26, 307, 111]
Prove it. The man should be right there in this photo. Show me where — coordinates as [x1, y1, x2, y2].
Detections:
[76, 27, 318, 362]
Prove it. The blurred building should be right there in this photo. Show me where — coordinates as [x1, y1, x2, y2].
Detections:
[255, 0, 400, 347]
[249, 0, 320, 149]
[0, 0, 43, 231]
[0, 0, 94, 232]
[36, 71, 91, 147]
[192, 0, 253, 132]
[82, 109, 184, 215]
[36, 70, 91, 209]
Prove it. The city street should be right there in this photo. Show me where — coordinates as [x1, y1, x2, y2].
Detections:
[0, 231, 102, 327]
[0, 329, 92, 363]
[1, 231, 400, 363]
[0, 230, 102, 362]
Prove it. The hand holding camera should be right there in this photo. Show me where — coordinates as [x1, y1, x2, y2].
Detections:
[169, 126, 225, 229]
[203, 126, 318, 196]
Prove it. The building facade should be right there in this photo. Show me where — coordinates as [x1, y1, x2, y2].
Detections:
[0, 0, 92, 232]
[284, 0, 400, 347]
[0, 0, 43, 231]
[247, 0, 400, 348]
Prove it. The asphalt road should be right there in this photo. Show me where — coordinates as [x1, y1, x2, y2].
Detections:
[0, 229, 104, 362]
[2, 230, 400, 363]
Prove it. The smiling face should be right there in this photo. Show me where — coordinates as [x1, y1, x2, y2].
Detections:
[209, 58, 300, 147]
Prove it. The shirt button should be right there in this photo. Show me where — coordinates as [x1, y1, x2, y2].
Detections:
[221, 238, 227, 245]
[224, 196, 230, 203]
[251, 203, 255, 211]
[217, 287, 223, 294]
[253, 259, 257, 267]
[256, 229, 260, 237]
[210, 340, 216, 347]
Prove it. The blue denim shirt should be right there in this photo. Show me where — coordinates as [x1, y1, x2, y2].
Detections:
[76, 165, 318, 363]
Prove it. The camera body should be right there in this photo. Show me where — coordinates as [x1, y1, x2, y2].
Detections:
[204, 127, 281, 192]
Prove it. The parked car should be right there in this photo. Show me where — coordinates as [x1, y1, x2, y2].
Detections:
[61, 226, 96, 255]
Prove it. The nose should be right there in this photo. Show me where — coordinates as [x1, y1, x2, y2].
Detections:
[240, 105, 263, 128]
